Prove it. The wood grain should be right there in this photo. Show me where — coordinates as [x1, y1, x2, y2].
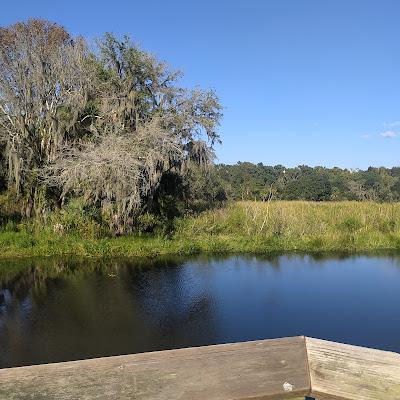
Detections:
[0, 336, 310, 400]
[2, 335, 400, 399]
[306, 337, 400, 400]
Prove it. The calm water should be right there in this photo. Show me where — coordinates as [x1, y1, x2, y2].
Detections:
[0, 253, 400, 368]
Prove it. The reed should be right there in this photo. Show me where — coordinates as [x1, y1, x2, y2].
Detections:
[1, 201, 400, 258]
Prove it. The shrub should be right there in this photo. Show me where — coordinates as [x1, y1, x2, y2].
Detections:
[47, 199, 105, 239]
[0, 190, 22, 227]
[338, 217, 363, 233]
[136, 213, 162, 234]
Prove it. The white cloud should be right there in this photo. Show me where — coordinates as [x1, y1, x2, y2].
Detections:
[360, 134, 371, 139]
[380, 131, 398, 138]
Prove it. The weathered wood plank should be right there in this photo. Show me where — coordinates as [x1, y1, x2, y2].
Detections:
[0, 336, 310, 400]
[306, 337, 400, 400]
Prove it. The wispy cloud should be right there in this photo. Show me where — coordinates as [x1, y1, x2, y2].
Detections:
[360, 134, 371, 139]
[384, 121, 400, 128]
[380, 130, 398, 138]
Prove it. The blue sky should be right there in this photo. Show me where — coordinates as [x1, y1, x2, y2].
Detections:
[1, 0, 400, 168]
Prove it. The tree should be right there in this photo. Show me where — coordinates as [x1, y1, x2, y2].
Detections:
[0, 20, 222, 231]
[42, 32, 222, 233]
[45, 118, 183, 234]
[0, 19, 93, 216]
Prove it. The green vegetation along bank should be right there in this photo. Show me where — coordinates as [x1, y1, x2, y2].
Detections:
[2, 201, 400, 259]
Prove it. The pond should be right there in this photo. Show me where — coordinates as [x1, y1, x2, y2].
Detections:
[0, 253, 399, 368]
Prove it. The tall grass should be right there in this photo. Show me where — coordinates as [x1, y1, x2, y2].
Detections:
[1, 201, 400, 258]
[175, 201, 400, 252]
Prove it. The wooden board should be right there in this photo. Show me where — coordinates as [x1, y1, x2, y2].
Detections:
[0, 336, 310, 400]
[3, 335, 399, 399]
[306, 337, 400, 400]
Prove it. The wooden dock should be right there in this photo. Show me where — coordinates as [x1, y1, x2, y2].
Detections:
[0, 336, 399, 399]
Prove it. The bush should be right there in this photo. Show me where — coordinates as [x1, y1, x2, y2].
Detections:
[338, 217, 363, 233]
[47, 199, 105, 239]
[136, 213, 162, 233]
[0, 190, 22, 227]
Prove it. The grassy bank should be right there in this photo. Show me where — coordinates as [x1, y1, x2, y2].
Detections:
[1, 201, 400, 258]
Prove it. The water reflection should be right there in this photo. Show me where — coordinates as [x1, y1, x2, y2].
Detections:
[1, 252, 400, 368]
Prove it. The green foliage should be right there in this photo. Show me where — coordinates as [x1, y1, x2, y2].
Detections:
[0, 190, 22, 228]
[280, 166, 332, 201]
[45, 199, 105, 239]
[183, 164, 227, 204]
[0, 231, 37, 248]
[1, 201, 400, 258]
[214, 163, 400, 202]
[338, 217, 363, 233]
[136, 213, 162, 234]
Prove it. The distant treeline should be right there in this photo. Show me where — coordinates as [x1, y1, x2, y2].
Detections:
[212, 163, 400, 202]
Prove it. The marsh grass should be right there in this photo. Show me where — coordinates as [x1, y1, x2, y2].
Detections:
[1, 201, 400, 258]
[175, 201, 400, 252]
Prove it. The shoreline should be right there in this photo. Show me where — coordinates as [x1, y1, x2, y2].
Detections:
[0, 231, 400, 260]
[1, 201, 400, 260]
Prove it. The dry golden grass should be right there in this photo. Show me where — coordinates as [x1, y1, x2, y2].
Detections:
[176, 201, 400, 252]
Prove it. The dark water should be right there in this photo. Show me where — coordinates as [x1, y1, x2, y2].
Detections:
[0, 253, 400, 368]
